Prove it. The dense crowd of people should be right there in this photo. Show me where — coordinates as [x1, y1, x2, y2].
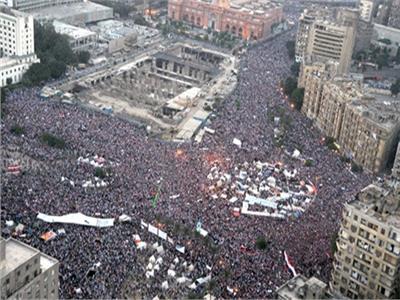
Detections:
[1, 29, 372, 299]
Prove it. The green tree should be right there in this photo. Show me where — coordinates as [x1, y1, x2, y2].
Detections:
[10, 124, 25, 135]
[94, 167, 107, 179]
[396, 47, 400, 64]
[286, 40, 295, 59]
[49, 60, 67, 78]
[330, 232, 338, 255]
[304, 159, 313, 167]
[22, 63, 51, 85]
[256, 236, 268, 250]
[23, 21, 78, 85]
[351, 161, 363, 173]
[41, 133, 66, 149]
[290, 62, 300, 76]
[290, 88, 304, 110]
[283, 77, 297, 96]
[390, 79, 400, 96]
[376, 53, 389, 69]
[77, 51, 90, 64]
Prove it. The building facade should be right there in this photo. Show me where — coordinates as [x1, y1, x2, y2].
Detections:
[0, 5, 39, 87]
[302, 72, 400, 173]
[0, 237, 59, 300]
[331, 180, 400, 299]
[53, 20, 98, 53]
[387, 0, 400, 29]
[0, 5, 34, 57]
[305, 18, 356, 75]
[359, 0, 374, 22]
[294, 7, 331, 63]
[168, 0, 284, 40]
[295, 7, 357, 74]
[392, 142, 400, 179]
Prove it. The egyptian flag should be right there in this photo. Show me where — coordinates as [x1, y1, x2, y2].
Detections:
[284, 251, 297, 277]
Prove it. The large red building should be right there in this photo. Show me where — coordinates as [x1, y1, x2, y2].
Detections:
[168, 0, 284, 40]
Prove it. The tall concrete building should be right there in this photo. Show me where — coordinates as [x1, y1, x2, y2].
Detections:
[0, 237, 59, 299]
[294, 7, 331, 63]
[387, 0, 400, 29]
[295, 7, 358, 75]
[393, 142, 400, 179]
[0, 5, 39, 87]
[305, 14, 357, 75]
[168, 0, 284, 40]
[331, 179, 400, 299]
[359, 0, 374, 22]
[302, 72, 400, 173]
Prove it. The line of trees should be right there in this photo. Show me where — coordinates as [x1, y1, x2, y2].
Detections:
[22, 21, 90, 86]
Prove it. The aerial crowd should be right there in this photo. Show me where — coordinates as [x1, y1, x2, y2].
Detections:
[1, 29, 372, 299]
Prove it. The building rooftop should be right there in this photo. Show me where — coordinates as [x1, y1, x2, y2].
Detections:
[30, 1, 112, 23]
[276, 274, 330, 300]
[40, 252, 59, 270]
[0, 4, 29, 17]
[347, 93, 400, 132]
[349, 179, 400, 230]
[0, 237, 59, 279]
[53, 20, 96, 40]
[0, 237, 39, 277]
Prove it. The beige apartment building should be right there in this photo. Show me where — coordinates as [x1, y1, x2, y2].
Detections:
[338, 97, 400, 173]
[302, 70, 400, 173]
[315, 77, 363, 141]
[0, 237, 59, 300]
[331, 179, 400, 299]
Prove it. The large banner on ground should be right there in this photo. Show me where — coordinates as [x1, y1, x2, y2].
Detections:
[37, 212, 114, 228]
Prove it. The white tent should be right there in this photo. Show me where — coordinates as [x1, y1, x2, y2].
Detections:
[232, 138, 242, 147]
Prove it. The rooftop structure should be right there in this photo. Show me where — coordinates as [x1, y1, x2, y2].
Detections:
[6, 0, 80, 12]
[30, 1, 113, 26]
[276, 274, 331, 300]
[0, 237, 59, 300]
[331, 179, 400, 298]
[90, 20, 138, 54]
[53, 20, 98, 52]
[168, 0, 284, 40]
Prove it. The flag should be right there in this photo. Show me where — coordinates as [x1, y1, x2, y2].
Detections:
[284, 251, 297, 277]
[150, 182, 162, 208]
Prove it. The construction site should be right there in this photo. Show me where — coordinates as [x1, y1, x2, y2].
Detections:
[57, 40, 238, 141]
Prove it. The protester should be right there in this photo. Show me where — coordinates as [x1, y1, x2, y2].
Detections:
[1, 29, 372, 299]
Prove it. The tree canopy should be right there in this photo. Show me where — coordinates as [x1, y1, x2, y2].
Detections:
[22, 21, 90, 86]
[390, 79, 400, 96]
[286, 40, 295, 59]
